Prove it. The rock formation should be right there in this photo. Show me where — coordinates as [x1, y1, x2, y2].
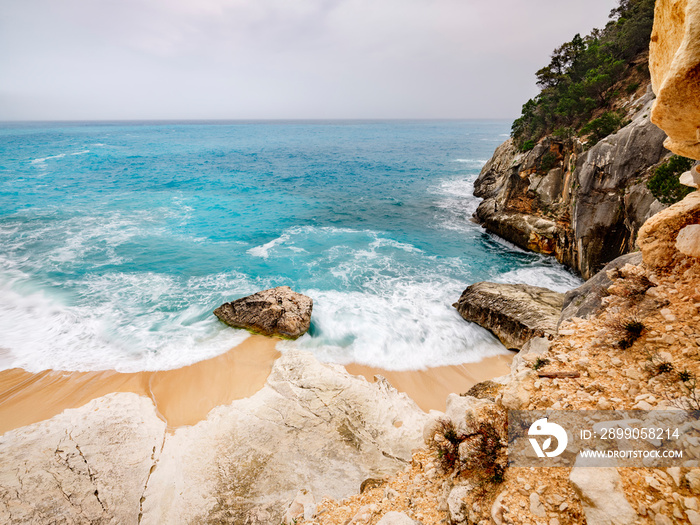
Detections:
[637, 190, 700, 267]
[474, 89, 669, 279]
[558, 252, 644, 326]
[214, 286, 313, 339]
[0, 351, 429, 524]
[453, 282, 563, 350]
[650, 0, 700, 159]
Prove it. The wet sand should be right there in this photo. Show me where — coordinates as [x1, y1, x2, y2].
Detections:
[0, 339, 513, 436]
[0, 335, 281, 434]
[346, 353, 514, 413]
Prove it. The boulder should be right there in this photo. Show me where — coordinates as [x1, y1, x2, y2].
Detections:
[677, 223, 700, 257]
[637, 191, 700, 267]
[214, 286, 312, 339]
[453, 282, 564, 350]
[569, 466, 637, 525]
[649, 0, 700, 159]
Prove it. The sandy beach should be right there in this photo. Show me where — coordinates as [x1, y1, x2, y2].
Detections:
[346, 354, 513, 413]
[0, 338, 513, 435]
[0, 335, 281, 434]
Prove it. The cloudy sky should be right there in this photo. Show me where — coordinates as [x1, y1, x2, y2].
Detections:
[0, 0, 619, 120]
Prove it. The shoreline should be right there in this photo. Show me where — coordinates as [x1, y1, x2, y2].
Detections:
[0, 335, 281, 434]
[346, 354, 513, 413]
[0, 339, 513, 435]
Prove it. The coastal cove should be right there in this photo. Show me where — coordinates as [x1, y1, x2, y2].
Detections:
[0, 120, 579, 375]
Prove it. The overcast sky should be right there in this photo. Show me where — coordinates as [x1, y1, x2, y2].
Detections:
[0, 0, 620, 121]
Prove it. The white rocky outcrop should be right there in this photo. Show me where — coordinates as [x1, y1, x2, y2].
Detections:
[0, 351, 429, 524]
[569, 466, 637, 525]
[0, 393, 166, 524]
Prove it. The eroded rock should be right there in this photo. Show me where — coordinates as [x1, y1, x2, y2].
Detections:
[142, 351, 429, 524]
[650, 0, 700, 159]
[453, 281, 564, 350]
[214, 286, 313, 339]
[637, 191, 700, 267]
[0, 352, 428, 524]
[0, 393, 166, 525]
[473, 91, 669, 279]
[559, 252, 644, 327]
[569, 466, 637, 525]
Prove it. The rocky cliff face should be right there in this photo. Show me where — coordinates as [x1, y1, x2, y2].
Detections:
[474, 87, 669, 279]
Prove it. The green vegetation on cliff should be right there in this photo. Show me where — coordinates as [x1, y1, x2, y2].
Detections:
[511, 0, 655, 149]
[647, 155, 695, 204]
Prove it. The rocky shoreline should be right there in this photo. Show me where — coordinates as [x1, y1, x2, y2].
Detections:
[2, 1, 700, 523]
[473, 86, 669, 279]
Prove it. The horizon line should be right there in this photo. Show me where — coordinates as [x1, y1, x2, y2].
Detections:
[0, 117, 516, 124]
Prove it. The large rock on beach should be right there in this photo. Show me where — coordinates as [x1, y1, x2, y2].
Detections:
[0, 351, 429, 524]
[453, 282, 564, 350]
[214, 286, 312, 339]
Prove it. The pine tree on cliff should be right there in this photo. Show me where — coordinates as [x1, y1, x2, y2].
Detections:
[511, 0, 655, 151]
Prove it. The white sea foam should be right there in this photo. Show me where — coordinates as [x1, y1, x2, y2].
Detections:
[494, 264, 582, 293]
[31, 153, 66, 164]
[0, 270, 253, 373]
[247, 226, 364, 259]
[247, 233, 291, 259]
[452, 158, 488, 166]
[431, 177, 482, 233]
[281, 283, 509, 371]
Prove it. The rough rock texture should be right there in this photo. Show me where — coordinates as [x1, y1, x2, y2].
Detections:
[558, 252, 644, 327]
[0, 393, 166, 524]
[214, 286, 313, 339]
[0, 351, 428, 524]
[637, 190, 700, 267]
[680, 165, 700, 188]
[143, 351, 428, 524]
[474, 89, 669, 279]
[569, 467, 637, 525]
[453, 281, 564, 350]
[650, 0, 700, 159]
[677, 223, 700, 257]
[376, 511, 419, 524]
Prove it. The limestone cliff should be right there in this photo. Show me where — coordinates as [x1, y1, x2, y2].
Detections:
[474, 85, 670, 279]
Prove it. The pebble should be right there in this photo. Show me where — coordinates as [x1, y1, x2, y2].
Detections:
[529, 493, 546, 518]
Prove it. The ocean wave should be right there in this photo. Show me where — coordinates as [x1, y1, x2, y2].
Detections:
[452, 158, 488, 165]
[31, 153, 66, 164]
[0, 270, 254, 373]
[493, 264, 582, 293]
[280, 282, 509, 371]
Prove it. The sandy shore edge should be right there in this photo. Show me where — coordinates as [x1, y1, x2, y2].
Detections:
[0, 335, 281, 434]
[0, 341, 513, 435]
[346, 354, 513, 413]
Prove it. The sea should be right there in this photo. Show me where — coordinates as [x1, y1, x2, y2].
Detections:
[0, 120, 581, 373]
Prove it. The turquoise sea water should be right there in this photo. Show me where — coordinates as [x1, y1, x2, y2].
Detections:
[0, 120, 581, 373]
